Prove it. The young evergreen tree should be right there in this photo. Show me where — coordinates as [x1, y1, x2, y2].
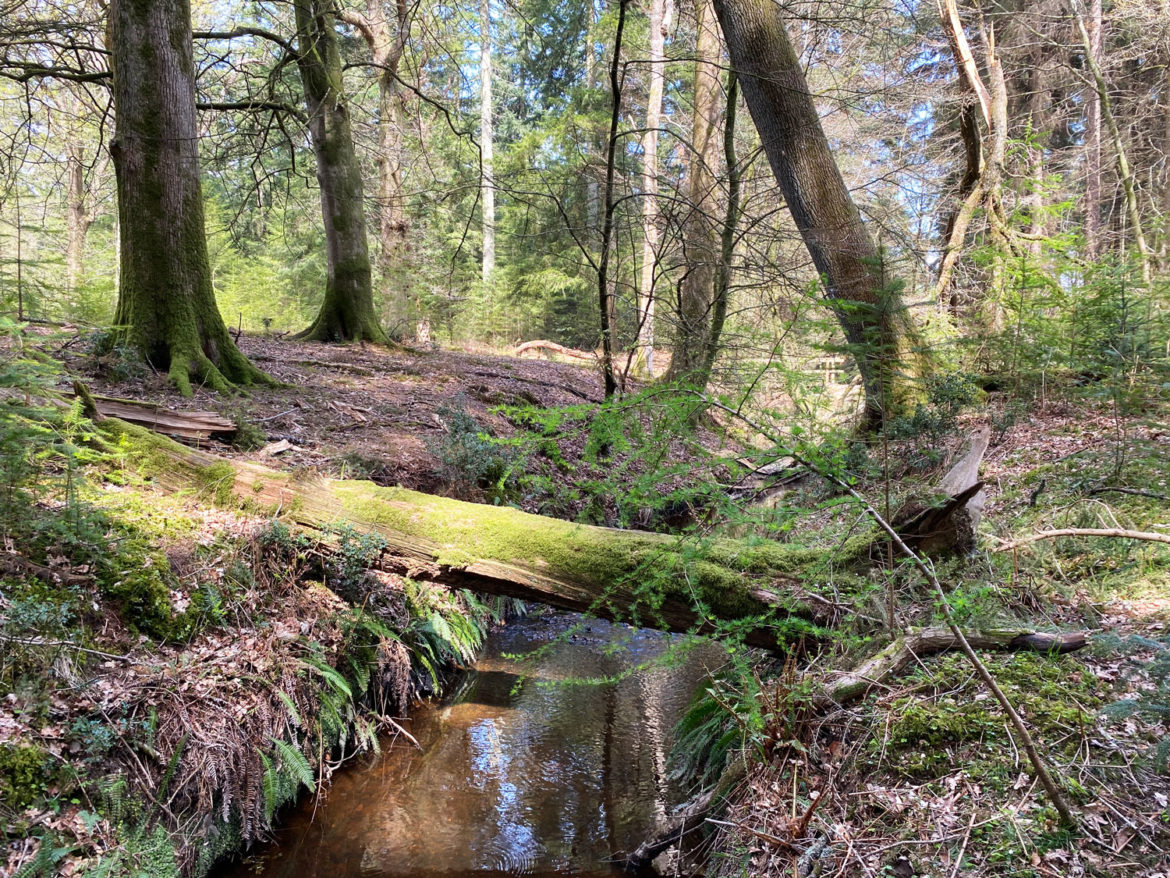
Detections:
[107, 0, 270, 395]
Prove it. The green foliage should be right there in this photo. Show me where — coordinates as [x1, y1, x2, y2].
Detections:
[671, 657, 814, 786]
[877, 653, 1102, 780]
[1095, 632, 1170, 772]
[428, 397, 518, 501]
[0, 744, 70, 811]
[887, 370, 979, 465]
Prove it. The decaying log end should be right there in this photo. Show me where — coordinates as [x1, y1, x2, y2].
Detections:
[1008, 631, 1089, 654]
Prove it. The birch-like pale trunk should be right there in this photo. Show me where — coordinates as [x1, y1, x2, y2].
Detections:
[634, 0, 667, 376]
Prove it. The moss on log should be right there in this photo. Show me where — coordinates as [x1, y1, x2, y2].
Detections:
[103, 419, 870, 648]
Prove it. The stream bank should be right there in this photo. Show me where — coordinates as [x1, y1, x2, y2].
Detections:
[221, 612, 726, 878]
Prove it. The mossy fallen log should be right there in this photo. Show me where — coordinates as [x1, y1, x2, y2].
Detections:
[102, 419, 870, 648]
[822, 626, 1088, 705]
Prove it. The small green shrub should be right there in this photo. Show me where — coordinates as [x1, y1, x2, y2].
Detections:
[428, 397, 517, 501]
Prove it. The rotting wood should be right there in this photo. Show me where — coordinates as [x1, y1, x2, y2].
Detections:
[886, 426, 989, 558]
[71, 383, 236, 440]
[822, 626, 1088, 706]
[514, 339, 597, 362]
[100, 418, 850, 650]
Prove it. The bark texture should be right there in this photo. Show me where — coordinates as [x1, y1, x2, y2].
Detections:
[712, 0, 922, 427]
[338, 0, 412, 328]
[666, 0, 723, 384]
[294, 0, 387, 344]
[107, 0, 270, 395]
[479, 0, 495, 285]
[105, 419, 880, 650]
[634, 0, 667, 377]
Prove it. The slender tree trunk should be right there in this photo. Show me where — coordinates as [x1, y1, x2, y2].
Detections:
[698, 70, 740, 387]
[65, 140, 92, 296]
[635, 0, 667, 377]
[1071, 0, 1152, 283]
[598, 0, 630, 398]
[1084, 0, 1103, 259]
[585, 3, 601, 248]
[480, 0, 495, 286]
[107, 0, 269, 395]
[294, 0, 387, 343]
[712, 0, 922, 427]
[666, 0, 722, 384]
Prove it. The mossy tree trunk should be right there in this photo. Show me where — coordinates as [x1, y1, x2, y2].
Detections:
[105, 419, 867, 649]
[337, 0, 412, 331]
[712, 0, 926, 428]
[107, 0, 271, 396]
[293, 0, 388, 344]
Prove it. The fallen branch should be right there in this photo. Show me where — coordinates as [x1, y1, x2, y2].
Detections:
[994, 528, 1170, 552]
[823, 627, 1087, 706]
[514, 339, 597, 362]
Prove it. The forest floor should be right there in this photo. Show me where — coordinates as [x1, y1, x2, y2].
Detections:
[2, 331, 1169, 877]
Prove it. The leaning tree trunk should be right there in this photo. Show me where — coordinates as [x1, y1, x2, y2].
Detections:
[107, 0, 270, 395]
[294, 0, 387, 344]
[712, 0, 924, 428]
[666, 0, 723, 385]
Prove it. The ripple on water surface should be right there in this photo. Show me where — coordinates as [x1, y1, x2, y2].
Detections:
[219, 612, 725, 878]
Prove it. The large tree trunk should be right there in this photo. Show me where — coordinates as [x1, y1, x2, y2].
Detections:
[666, 0, 722, 385]
[712, 0, 923, 428]
[105, 419, 864, 650]
[634, 0, 668, 377]
[107, 0, 270, 396]
[339, 0, 412, 331]
[294, 0, 387, 344]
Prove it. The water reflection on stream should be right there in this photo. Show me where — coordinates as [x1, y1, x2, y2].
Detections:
[225, 612, 725, 877]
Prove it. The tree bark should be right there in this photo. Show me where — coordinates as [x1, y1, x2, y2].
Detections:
[699, 70, 740, 387]
[107, 0, 271, 396]
[1071, 0, 1152, 284]
[666, 0, 723, 385]
[479, 0, 495, 286]
[634, 0, 667, 377]
[65, 132, 94, 296]
[712, 0, 922, 428]
[598, 0, 630, 398]
[1083, 0, 1103, 260]
[103, 419, 874, 650]
[338, 0, 412, 330]
[293, 0, 388, 344]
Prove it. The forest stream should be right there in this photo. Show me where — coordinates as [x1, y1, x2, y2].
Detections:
[220, 612, 726, 878]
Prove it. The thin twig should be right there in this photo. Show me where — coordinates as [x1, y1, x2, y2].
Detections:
[993, 527, 1170, 551]
[0, 634, 132, 662]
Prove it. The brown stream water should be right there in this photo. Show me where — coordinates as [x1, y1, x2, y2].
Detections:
[222, 612, 726, 878]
